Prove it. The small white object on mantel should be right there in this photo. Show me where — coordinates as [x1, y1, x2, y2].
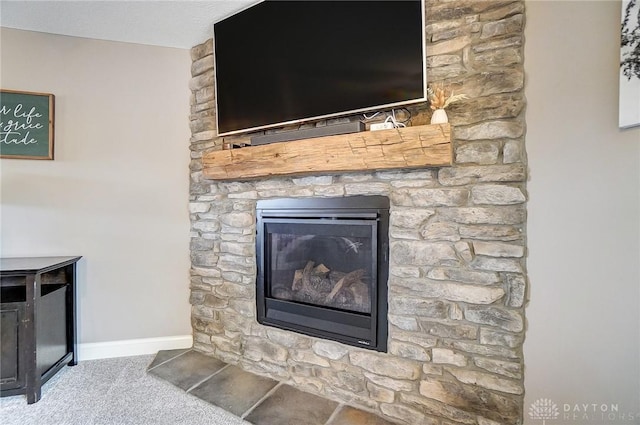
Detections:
[431, 109, 448, 124]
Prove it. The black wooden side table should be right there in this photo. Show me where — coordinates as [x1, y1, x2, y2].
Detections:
[0, 256, 81, 403]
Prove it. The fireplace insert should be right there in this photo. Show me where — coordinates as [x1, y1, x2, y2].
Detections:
[256, 196, 389, 351]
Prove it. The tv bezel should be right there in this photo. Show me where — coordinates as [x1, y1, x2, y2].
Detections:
[212, 0, 427, 137]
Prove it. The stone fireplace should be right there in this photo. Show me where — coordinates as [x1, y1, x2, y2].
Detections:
[188, 1, 527, 424]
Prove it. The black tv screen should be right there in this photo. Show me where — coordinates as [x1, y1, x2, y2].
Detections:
[213, 0, 426, 136]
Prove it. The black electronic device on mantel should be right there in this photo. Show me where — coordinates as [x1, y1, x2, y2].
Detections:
[213, 0, 427, 137]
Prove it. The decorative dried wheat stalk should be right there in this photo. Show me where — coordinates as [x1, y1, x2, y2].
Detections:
[427, 84, 468, 110]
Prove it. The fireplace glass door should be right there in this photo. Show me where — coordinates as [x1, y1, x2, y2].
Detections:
[256, 197, 389, 351]
[267, 220, 375, 314]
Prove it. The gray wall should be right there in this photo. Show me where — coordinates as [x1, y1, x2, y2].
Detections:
[524, 1, 640, 422]
[0, 28, 192, 348]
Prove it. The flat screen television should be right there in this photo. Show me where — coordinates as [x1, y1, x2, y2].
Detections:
[213, 0, 426, 136]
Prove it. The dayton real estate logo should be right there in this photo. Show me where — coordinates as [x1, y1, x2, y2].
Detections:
[529, 398, 560, 425]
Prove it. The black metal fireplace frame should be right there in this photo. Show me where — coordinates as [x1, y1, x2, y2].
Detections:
[256, 196, 389, 352]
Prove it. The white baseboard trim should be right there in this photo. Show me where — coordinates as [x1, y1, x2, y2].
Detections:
[78, 335, 193, 361]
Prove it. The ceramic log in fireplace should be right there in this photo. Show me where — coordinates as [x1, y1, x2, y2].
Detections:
[256, 196, 389, 351]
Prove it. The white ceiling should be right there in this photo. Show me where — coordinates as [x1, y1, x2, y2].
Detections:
[0, 0, 256, 49]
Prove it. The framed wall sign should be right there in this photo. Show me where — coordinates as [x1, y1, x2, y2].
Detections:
[0, 89, 55, 159]
[620, 0, 640, 129]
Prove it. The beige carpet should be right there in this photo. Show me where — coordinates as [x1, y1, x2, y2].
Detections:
[0, 355, 248, 425]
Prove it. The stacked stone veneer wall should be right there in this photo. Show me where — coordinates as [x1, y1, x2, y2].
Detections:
[188, 1, 527, 424]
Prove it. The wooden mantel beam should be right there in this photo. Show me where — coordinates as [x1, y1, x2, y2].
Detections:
[202, 123, 452, 180]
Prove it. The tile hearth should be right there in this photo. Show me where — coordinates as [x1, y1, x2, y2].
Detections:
[148, 349, 397, 425]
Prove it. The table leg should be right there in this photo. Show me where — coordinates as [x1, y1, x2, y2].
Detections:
[65, 263, 78, 366]
[24, 273, 42, 404]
